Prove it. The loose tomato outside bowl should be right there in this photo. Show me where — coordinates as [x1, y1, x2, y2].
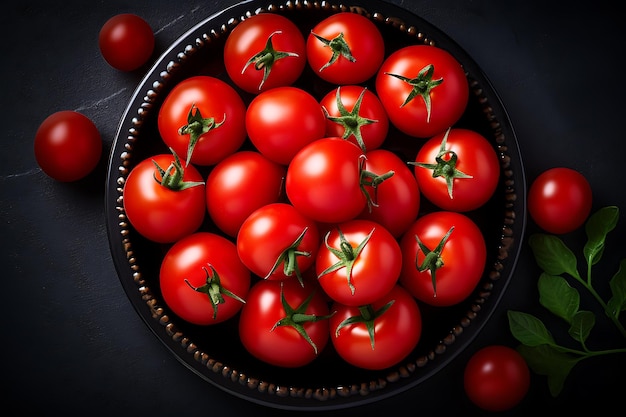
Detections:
[105, 0, 526, 410]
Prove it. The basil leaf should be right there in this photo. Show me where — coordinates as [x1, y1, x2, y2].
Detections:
[507, 310, 555, 346]
[529, 234, 581, 280]
[517, 344, 580, 397]
[584, 206, 619, 267]
[568, 310, 595, 344]
[538, 273, 580, 323]
[607, 258, 626, 318]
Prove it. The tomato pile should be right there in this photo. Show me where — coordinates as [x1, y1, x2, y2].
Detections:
[122, 10, 502, 370]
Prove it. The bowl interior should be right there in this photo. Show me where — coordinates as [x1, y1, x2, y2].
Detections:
[105, 0, 526, 410]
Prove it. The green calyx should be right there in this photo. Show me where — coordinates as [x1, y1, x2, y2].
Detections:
[324, 87, 378, 152]
[384, 63, 443, 123]
[414, 226, 455, 297]
[359, 155, 395, 212]
[177, 104, 225, 166]
[185, 264, 246, 320]
[408, 128, 472, 199]
[242, 30, 300, 91]
[311, 31, 356, 71]
[318, 226, 375, 296]
[264, 227, 312, 286]
[335, 301, 395, 350]
[272, 282, 335, 354]
[152, 148, 205, 191]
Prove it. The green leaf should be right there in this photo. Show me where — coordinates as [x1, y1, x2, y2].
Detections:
[538, 273, 580, 323]
[508, 310, 556, 346]
[528, 234, 581, 280]
[584, 206, 619, 267]
[517, 344, 581, 397]
[568, 310, 595, 344]
[607, 258, 626, 317]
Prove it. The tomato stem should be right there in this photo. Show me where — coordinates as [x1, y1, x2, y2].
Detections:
[152, 148, 204, 191]
[177, 104, 225, 166]
[409, 128, 472, 199]
[334, 300, 395, 350]
[184, 264, 246, 320]
[359, 154, 394, 212]
[242, 30, 300, 91]
[323, 87, 377, 152]
[264, 227, 311, 286]
[384, 63, 443, 123]
[311, 31, 356, 71]
[414, 226, 455, 297]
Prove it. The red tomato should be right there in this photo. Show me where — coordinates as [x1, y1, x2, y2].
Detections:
[123, 153, 205, 243]
[464, 345, 530, 411]
[528, 167, 592, 234]
[245, 86, 326, 165]
[316, 219, 402, 306]
[375, 45, 469, 138]
[206, 151, 286, 237]
[411, 128, 500, 212]
[358, 149, 420, 238]
[306, 12, 385, 85]
[319, 85, 389, 152]
[238, 278, 331, 368]
[399, 211, 486, 306]
[286, 137, 368, 223]
[98, 14, 154, 71]
[236, 203, 320, 282]
[330, 285, 422, 370]
[224, 13, 306, 94]
[34, 111, 102, 182]
[158, 76, 247, 166]
[159, 232, 250, 325]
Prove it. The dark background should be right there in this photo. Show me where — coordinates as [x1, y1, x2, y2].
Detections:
[2, 0, 625, 415]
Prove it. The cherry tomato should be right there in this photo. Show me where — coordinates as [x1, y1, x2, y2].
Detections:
[464, 345, 530, 411]
[411, 128, 500, 212]
[245, 86, 326, 165]
[285, 137, 369, 223]
[206, 150, 286, 237]
[159, 232, 250, 325]
[123, 153, 205, 244]
[34, 111, 102, 182]
[98, 14, 154, 71]
[316, 219, 402, 306]
[224, 13, 306, 94]
[399, 211, 486, 307]
[319, 85, 389, 152]
[306, 12, 385, 85]
[358, 149, 420, 238]
[375, 45, 469, 138]
[158, 76, 247, 166]
[238, 278, 331, 368]
[236, 203, 320, 282]
[330, 285, 421, 370]
[528, 167, 592, 234]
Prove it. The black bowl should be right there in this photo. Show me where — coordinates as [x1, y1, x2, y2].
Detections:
[105, 0, 526, 410]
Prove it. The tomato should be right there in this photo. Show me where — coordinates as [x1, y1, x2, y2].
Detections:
[319, 85, 389, 152]
[98, 14, 154, 71]
[236, 203, 320, 282]
[158, 76, 247, 166]
[123, 152, 205, 243]
[224, 13, 306, 94]
[34, 111, 102, 182]
[358, 149, 420, 238]
[306, 12, 385, 85]
[375, 45, 469, 138]
[399, 211, 486, 306]
[330, 285, 421, 370]
[159, 232, 250, 325]
[316, 219, 402, 306]
[411, 128, 500, 212]
[528, 167, 592, 234]
[464, 345, 530, 411]
[238, 278, 332, 368]
[245, 86, 326, 165]
[285, 138, 361, 223]
[206, 150, 286, 237]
